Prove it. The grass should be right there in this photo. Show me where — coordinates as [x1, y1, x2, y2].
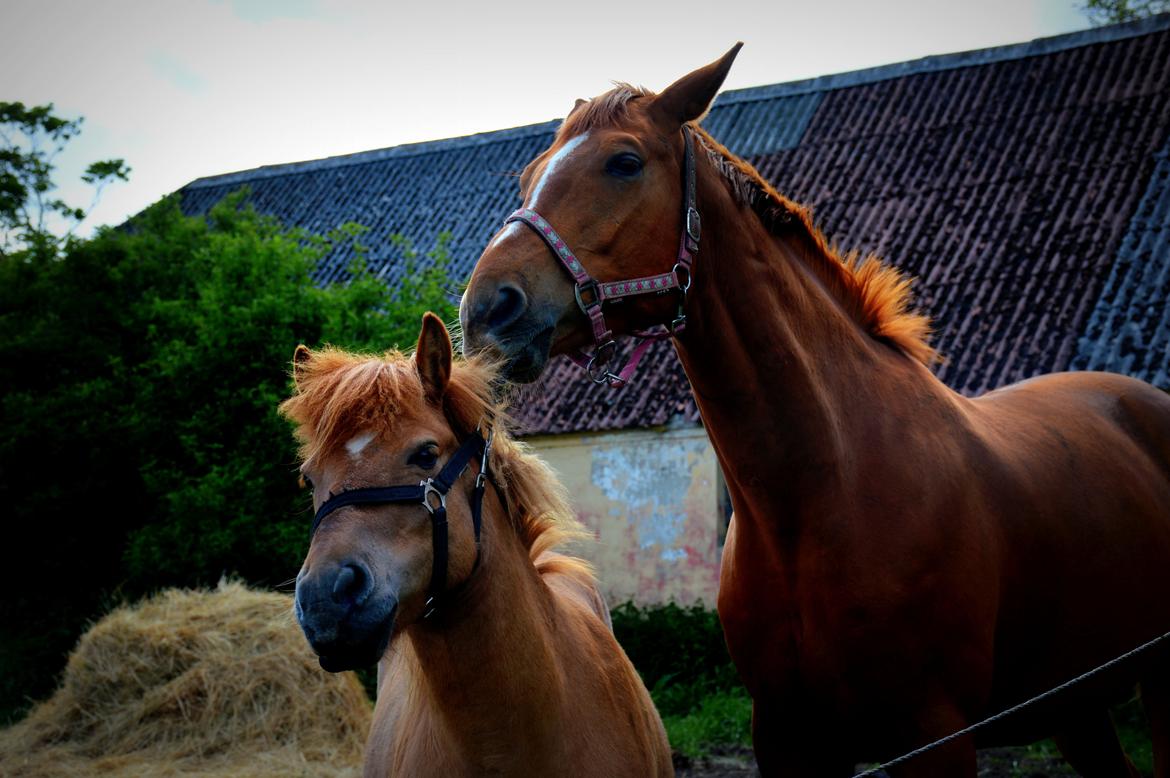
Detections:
[1115, 697, 1155, 776]
[660, 687, 753, 759]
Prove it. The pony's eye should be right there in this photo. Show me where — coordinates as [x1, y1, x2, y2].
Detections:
[409, 445, 439, 471]
[605, 152, 643, 179]
[299, 473, 314, 490]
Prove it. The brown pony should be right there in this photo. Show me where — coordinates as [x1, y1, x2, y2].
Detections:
[281, 314, 671, 777]
[460, 48, 1170, 777]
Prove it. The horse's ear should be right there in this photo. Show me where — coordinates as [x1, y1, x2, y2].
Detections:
[292, 344, 311, 388]
[564, 98, 588, 123]
[415, 312, 452, 405]
[652, 43, 742, 126]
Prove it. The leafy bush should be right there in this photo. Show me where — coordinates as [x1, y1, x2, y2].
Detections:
[611, 601, 751, 757]
[611, 601, 742, 715]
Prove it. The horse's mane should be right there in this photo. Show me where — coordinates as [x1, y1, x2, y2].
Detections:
[559, 86, 936, 366]
[279, 347, 594, 584]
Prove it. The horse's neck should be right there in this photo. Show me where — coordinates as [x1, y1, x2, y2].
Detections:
[675, 174, 938, 536]
[401, 500, 565, 766]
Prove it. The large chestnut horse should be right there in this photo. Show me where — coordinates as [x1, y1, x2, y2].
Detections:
[460, 47, 1170, 776]
[283, 314, 671, 777]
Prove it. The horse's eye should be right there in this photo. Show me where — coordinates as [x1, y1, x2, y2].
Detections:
[605, 152, 643, 179]
[409, 446, 439, 471]
[299, 473, 314, 490]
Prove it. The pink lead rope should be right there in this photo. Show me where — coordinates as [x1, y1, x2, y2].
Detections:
[504, 125, 700, 387]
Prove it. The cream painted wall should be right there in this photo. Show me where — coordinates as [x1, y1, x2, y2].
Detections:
[525, 425, 724, 607]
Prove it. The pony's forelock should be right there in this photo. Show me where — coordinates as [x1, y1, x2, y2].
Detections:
[278, 347, 592, 579]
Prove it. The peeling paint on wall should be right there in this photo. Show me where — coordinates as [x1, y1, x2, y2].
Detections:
[591, 435, 706, 556]
[526, 425, 722, 607]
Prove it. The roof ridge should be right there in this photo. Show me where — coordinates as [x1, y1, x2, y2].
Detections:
[183, 14, 1170, 192]
[714, 13, 1170, 107]
[184, 119, 561, 190]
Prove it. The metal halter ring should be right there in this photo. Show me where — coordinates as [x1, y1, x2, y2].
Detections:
[421, 479, 446, 514]
[586, 340, 620, 385]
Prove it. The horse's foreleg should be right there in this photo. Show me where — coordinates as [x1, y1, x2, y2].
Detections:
[883, 735, 976, 778]
[1052, 708, 1140, 777]
[1143, 669, 1170, 778]
[884, 704, 977, 778]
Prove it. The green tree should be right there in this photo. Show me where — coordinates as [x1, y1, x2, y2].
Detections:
[0, 191, 458, 722]
[1083, 0, 1170, 24]
[0, 102, 129, 256]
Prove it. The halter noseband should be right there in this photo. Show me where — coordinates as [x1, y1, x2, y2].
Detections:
[504, 125, 700, 387]
[310, 427, 495, 619]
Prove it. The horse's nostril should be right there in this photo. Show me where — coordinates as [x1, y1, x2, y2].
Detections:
[486, 284, 527, 330]
[332, 563, 370, 607]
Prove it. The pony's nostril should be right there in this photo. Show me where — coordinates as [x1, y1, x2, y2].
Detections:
[486, 284, 527, 330]
[332, 563, 370, 607]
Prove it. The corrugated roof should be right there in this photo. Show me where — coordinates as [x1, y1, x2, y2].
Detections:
[179, 15, 1170, 435]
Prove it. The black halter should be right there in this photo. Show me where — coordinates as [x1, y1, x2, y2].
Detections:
[310, 428, 494, 619]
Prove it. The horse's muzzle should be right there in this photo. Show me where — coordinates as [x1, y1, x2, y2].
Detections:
[295, 560, 397, 672]
[461, 291, 555, 383]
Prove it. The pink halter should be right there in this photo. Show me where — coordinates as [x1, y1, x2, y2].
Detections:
[504, 126, 700, 387]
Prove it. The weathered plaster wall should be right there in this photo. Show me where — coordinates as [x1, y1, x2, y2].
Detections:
[525, 425, 723, 607]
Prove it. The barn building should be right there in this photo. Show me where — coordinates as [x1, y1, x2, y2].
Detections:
[179, 16, 1170, 607]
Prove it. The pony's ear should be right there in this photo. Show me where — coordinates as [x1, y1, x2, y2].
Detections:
[415, 312, 452, 405]
[292, 344, 311, 388]
[651, 43, 742, 126]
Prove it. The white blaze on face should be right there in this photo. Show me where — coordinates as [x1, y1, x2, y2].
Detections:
[528, 132, 590, 211]
[485, 220, 523, 251]
[479, 132, 591, 257]
[345, 431, 377, 458]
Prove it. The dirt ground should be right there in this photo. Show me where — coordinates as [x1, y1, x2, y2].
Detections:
[673, 745, 1081, 777]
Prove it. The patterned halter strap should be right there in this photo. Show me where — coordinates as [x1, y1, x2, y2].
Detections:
[504, 125, 700, 387]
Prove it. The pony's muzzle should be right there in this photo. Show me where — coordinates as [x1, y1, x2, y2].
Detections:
[295, 559, 395, 671]
[331, 562, 372, 608]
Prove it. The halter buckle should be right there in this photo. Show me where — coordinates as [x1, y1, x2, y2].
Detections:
[686, 207, 701, 243]
[476, 428, 494, 489]
[574, 280, 602, 313]
[421, 479, 446, 514]
[422, 596, 437, 620]
[672, 263, 693, 293]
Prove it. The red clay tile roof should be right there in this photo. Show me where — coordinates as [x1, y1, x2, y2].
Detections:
[180, 16, 1170, 436]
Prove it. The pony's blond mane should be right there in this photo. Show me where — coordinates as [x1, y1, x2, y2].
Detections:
[278, 347, 593, 583]
[561, 87, 936, 366]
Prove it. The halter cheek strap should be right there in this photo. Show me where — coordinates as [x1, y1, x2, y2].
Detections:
[504, 125, 700, 387]
[310, 428, 494, 619]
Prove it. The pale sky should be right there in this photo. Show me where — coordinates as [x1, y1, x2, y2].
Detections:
[3, 0, 1091, 234]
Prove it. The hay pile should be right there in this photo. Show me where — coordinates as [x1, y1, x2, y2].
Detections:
[0, 581, 372, 777]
